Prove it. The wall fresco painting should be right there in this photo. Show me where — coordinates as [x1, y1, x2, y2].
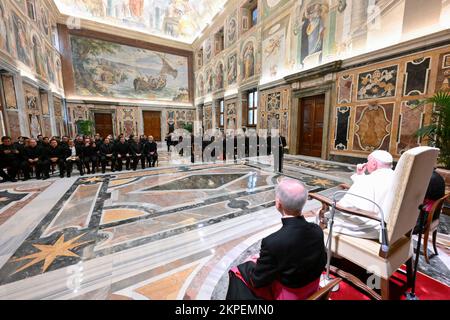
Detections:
[225, 12, 238, 48]
[262, 16, 289, 80]
[12, 13, 31, 66]
[70, 35, 189, 102]
[261, 0, 291, 19]
[0, 3, 12, 54]
[227, 52, 237, 86]
[294, 0, 329, 68]
[241, 40, 255, 80]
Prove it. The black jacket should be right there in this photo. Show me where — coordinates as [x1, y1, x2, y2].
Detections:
[129, 141, 143, 156]
[114, 142, 130, 155]
[48, 146, 65, 159]
[0, 144, 20, 162]
[239, 216, 326, 289]
[82, 144, 97, 158]
[100, 143, 114, 156]
[23, 145, 48, 161]
[144, 141, 158, 154]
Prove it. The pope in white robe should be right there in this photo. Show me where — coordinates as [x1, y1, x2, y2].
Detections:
[328, 150, 395, 240]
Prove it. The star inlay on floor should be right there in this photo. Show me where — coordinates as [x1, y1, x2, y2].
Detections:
[12, 233, 90, 274]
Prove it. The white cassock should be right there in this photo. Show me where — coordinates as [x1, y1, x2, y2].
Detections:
[327, 168, 395, 240]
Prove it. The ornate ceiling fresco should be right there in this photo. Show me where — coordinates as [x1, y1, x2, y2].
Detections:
[54, 0, 228, 43]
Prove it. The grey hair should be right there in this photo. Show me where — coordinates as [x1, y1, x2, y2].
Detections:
[275, 178, 308, 213]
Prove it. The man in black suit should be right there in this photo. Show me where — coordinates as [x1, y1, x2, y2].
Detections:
[22, 138, 50, 180]
[47, 138, 66, 178]
[144, 136, 158, 167]
[114, 136, 130, 171]
[226, 178, 326, 300]
[99, 138, 115, 173]
[0, 136, 20, 182]
[129, 135, 144, 171]
[82, 138, 98, 174]
[64, 139, 84, 177]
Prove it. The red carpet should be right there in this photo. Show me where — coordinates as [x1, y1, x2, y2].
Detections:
[328, 267, 450, 300]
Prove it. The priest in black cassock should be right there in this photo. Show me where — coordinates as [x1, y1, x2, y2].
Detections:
[226, 178, 326, 300]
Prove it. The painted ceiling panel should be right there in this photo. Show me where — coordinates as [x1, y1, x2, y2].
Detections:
[54, 0, 228, 44]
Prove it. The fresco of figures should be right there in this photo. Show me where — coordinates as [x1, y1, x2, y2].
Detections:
[55, 0, 227, 43]
[241, 40, 256, 80]
[194, 0, 450, 96]
[262, 15, 290, 79]
[12, 12, 31, 66]
[227, 52, 237, 85]
[0, 3, 12, 54]
[70, 35, 190, 102]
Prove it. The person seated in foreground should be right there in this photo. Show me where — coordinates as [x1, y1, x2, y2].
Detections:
[331, 150, 395, 239]
[413, 168, 446, 233]
[226, 178, 326, 300]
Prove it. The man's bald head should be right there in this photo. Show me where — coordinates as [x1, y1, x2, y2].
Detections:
[275, 178, 308, 216]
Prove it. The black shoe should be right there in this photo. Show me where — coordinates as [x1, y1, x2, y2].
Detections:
[23, 177, 30, 181]
[9, 178, 17, 182]
[80, 172, 84, 176]
[36, 176, 42, 180]
[43, 175, 50, 180]
[0, 179, 7, 183]
[59, 174, 64, 178]
[67, 173, 71, 178]
[102, 170, 105, 174]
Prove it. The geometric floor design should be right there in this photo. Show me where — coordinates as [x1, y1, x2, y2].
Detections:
[0, 155, 448, 299]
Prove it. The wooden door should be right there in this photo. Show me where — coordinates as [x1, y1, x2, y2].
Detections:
[299, 95, 324, 157]
[94, 113, 113, 138]
[143, 111, 161, 141]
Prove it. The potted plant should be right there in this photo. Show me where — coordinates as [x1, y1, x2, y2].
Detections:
[415, 91, 450, 190]
[182, 122, 193, 134]
[76, 120, 94, 136]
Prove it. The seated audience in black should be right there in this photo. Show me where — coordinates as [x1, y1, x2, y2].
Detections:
[99, 137, 115, 174]
[48, 139, 66, 178]
[114, 136, 130, 171]
[0, 136, 20, 182]
[144, 135, 158, 167]
[22, 138, 50, 180]
[82, 138, 98, 174]
[65, 139, 84, 177]
[226, 178, 326, 300]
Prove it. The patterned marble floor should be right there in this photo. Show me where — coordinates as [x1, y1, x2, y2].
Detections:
[0, 157, 448, 300]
